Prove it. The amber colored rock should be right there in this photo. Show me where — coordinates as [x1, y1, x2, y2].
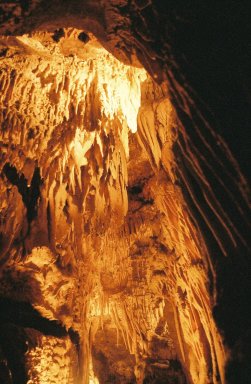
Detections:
[0, 3, 250, 384]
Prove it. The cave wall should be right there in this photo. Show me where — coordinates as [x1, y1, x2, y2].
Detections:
[0, 1, 250, 383]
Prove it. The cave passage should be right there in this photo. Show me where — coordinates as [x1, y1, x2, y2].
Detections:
[0, 2, 250, 383]
[0, 27, 226, 384]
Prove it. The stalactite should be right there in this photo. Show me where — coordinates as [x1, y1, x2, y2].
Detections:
[0, 2, 249, 381]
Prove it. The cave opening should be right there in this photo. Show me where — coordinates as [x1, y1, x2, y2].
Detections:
[0, 2, 250, 384]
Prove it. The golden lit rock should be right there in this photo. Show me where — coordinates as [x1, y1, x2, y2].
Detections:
[0, 4, 250, 383]
[0, 29, 224, 384]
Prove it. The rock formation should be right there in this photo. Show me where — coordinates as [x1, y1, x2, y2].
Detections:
[0, 2, 250, 384]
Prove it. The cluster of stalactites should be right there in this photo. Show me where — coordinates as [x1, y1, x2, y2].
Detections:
[0, 31, 147, 264]
[0, 30, 226, 384]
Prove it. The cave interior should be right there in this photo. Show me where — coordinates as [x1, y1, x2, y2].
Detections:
[0, 1, 250, 384]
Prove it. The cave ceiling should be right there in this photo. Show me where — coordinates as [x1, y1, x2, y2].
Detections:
[0, 2, 250, 384]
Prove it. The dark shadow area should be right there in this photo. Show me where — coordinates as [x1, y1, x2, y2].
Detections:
[0, 297, 79, 342]
[92, 322, 136, 384]
[0, 298, 80, 384]
[3, 164, 42, 224]
[143, 359, 187, 384]
[0, 324, 28, 384]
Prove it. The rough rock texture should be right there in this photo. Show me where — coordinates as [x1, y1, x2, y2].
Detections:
[0, 1, 250, 384]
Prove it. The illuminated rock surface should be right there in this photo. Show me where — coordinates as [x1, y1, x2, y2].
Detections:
[0, 2, 250, 384]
